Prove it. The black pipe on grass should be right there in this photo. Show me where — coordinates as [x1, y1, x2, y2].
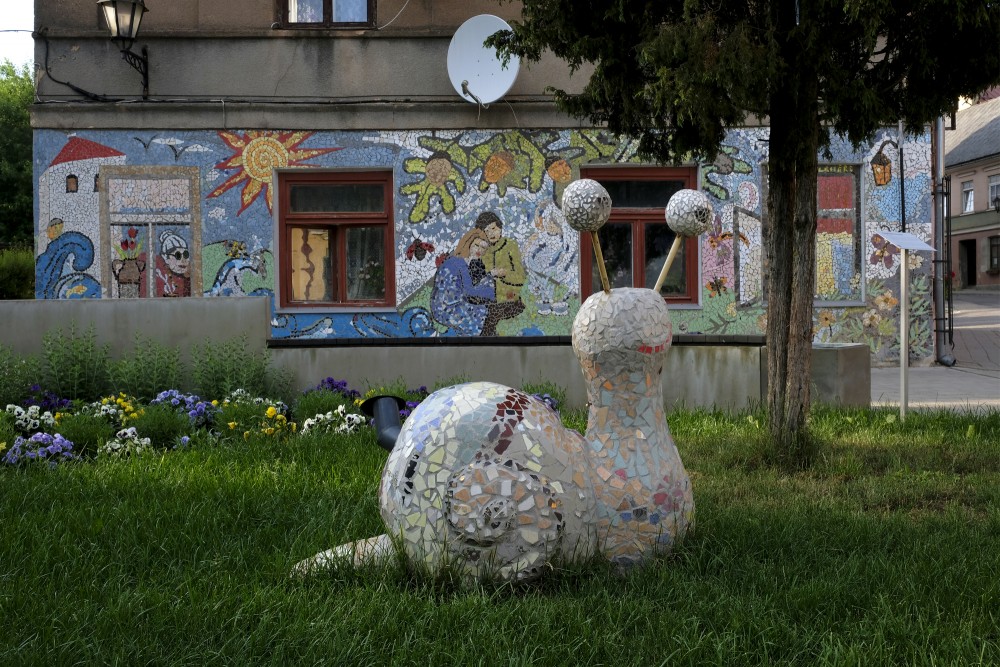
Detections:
[360, 395, 408, 452]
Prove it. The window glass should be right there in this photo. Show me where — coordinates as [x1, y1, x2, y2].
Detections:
[287, 0, 370, 26]
[288, 0, 323, 23]
[334, 0, 368, 22]
[346, 226, 386, 300]
[289, 183, 385, 213]
[989, 175, 999, 207]
[644, 224, 685, 295]
[591, 223, 633, 290]
[601, 180, 686, 208]
[962, 181, 974, 213]
[288, 227, 333, 302]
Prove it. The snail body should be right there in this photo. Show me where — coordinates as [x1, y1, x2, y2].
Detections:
[366, 288, 693, 582]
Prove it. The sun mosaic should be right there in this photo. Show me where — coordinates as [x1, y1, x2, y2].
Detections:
[208, 131, 342, 214]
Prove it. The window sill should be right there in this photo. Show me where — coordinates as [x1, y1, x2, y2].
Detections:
[274, 305, 397, 314]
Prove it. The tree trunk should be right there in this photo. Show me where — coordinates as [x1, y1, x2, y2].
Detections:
[765, 1, 820, 460]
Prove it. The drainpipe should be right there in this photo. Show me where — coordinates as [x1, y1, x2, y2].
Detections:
[360, 395, 408, 452]
[933, 116, 956, 366]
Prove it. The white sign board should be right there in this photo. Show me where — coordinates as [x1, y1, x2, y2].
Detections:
[879, 231, 936, 252]
[886, 232, 935, 420]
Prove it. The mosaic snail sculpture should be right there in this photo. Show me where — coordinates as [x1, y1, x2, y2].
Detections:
[296, 183, 714, 583]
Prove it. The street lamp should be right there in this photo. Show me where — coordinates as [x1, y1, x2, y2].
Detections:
[993, 194, 1000, 214]
[97, 0, 149, 99]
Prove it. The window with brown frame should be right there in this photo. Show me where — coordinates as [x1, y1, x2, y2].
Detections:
[278, 171, 394, 308]
[279, 0, 374, 28]
[579, 167, 699, 304]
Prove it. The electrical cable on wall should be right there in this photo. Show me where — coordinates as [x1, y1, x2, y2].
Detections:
[378, 0, 412, 30]
[38, 29, 119, 102]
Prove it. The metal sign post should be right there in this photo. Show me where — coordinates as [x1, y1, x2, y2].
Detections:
[879, 232, 936, 420]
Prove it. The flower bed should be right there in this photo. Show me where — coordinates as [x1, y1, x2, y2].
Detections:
[1, 376, 563, 469]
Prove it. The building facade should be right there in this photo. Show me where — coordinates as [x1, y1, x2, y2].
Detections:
[945, 97, 1000, 290]
[31, 0, 940, 365]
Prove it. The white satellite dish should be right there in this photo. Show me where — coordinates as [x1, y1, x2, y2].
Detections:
[447, 14, 520, 105]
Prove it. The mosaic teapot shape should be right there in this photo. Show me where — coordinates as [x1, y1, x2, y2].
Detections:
[299, 287, 693, 583]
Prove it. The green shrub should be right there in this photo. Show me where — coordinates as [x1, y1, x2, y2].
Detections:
[293, 389, 356, 424]
[41, 323, 111, 402]
[108, 333, 186, 401]
[54, 412, 116, 459]
[129, 403, 190, 449]
[0, 246, 34, 300]
[191, 336, 290, 401]
[0, 344, 40, 408]
[0, 414, 16, 450]
[521, 379, 567, 411]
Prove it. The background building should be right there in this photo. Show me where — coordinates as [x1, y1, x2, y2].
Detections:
[945, 96, 1000, 290]
[30, 0, 941, 365]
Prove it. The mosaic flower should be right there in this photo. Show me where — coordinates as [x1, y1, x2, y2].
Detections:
[208, 131, 342, 215]
[874, 293, 899, 311]
[468, 131, 549, 197]
[400, 150, 467, 223]
[908, 253, 924, 270]
[817, 310, 836, 328]
[862, 308, 882, 327]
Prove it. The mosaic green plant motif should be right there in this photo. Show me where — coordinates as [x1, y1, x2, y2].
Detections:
[568, 130, 633, 163]
[400, 140, 470, 223]
[468, 131, 552, 197]
[701, 145, 754, 201]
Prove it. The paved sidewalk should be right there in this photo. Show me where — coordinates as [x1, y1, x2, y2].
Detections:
[870, 288, 1000, 412]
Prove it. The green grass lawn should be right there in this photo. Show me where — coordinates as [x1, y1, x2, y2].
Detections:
[3, 407, 999, 665]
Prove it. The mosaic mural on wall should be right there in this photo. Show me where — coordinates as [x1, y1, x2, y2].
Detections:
[33, 126, 934, 363]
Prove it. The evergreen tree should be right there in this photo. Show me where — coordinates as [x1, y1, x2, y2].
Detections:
[491, 0, 1000, 460]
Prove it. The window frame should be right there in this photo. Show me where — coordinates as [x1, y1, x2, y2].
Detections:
[989, 174, 1000, 210]
[277, 169, 395, 310]
[989, 235, 1000, 273]
[758, 163, 865, 306]
[962, 180, 975, 213]
[277, 0, 376, 29]
[579, 166, 700, 305]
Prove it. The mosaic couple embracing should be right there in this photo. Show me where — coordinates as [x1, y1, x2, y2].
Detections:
[430, 211, 526, 337]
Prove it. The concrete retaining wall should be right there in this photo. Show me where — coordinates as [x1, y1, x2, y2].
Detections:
[267, 342, 767, 411]
[0, 298, 868, 410]
[0, 297, 270, 359]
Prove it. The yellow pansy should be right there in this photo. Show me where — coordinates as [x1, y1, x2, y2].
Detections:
[228, 421, 238, 430]
[265, 406, 278, 419]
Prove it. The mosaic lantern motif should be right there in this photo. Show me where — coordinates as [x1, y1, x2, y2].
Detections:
[298, 288, 694, 583]
[664, 189, 714, 237]
[870, 143, 893, 187]
[561, 178, 612, 232]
